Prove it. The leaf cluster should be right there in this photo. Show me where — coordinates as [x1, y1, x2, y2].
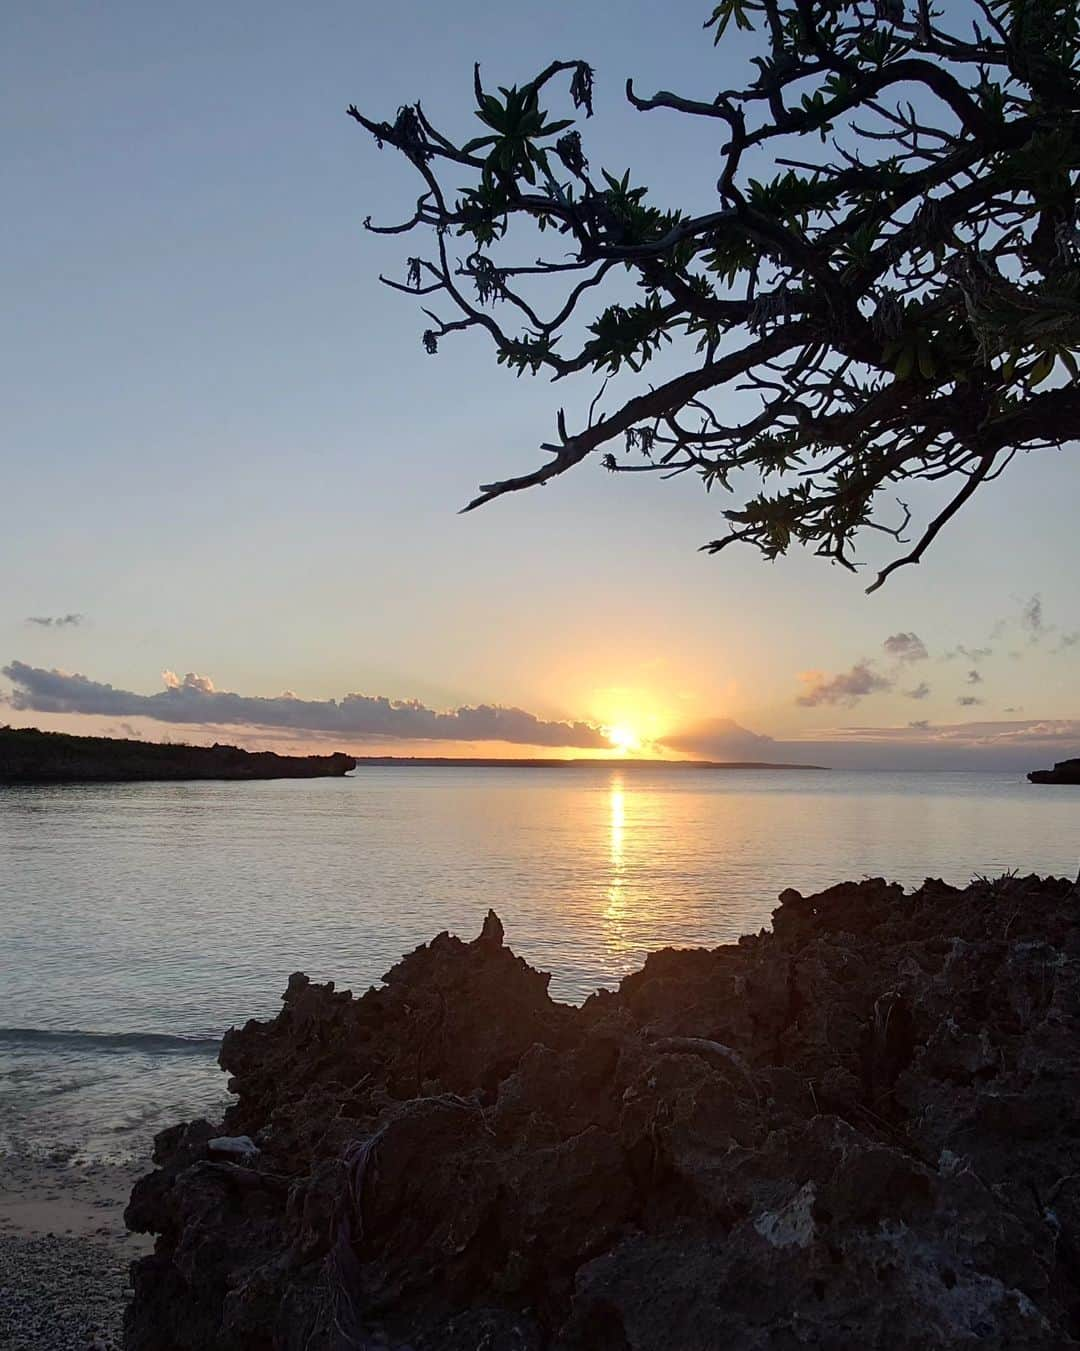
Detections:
[349, 2, 1080, 590]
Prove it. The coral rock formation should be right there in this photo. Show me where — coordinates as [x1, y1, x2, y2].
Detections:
[126, 878, 1080, 1349]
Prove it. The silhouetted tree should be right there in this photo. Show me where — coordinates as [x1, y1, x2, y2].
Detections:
[350, 0, 1080, 590]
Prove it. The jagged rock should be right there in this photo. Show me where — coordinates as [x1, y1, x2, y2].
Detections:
[125, 875, 1080, 1349]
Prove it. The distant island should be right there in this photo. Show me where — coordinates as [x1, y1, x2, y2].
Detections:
[0, 726, 356, 784]
[353, 755, 829, 770]
[1029, 758, 1080, 785]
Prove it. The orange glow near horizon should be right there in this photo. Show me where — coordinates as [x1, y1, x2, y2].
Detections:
[605, 723, 642, 754]
[588, 684, 679, 757]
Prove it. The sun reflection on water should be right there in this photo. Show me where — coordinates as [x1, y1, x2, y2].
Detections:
[603, 776, 632, 954]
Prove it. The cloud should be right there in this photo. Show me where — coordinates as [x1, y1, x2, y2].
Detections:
[987, 596, 1080, 654]
[162, 670, 216, 694]
[645, 713, 1080, 772]
[1017, 593, 1059, 645]
[940, 597, 1079, 668]
[1021, 594, 1045, 639]
[982, 719, 1080, 746]
[883, 632, 928, 663]
[905, 682, 931, 700]
[957, 695, 983, 707]
[796, 663, 892, 707]
[943, 644, 992, 663]
[659, 717, 775, 759]
[966, 670, 983, 685]
[25, 614, 83, 629]
[703, 717, 1080, 771]
[1, 662, 609, 749]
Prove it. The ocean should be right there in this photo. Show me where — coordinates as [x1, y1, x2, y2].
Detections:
[1, 766, 1077, 1162]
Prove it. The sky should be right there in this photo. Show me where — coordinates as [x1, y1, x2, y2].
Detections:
[3, 0, 1078, 771]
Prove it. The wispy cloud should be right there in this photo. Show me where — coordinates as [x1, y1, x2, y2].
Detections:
[966, 669, 983, 685]
[25, 614, 83, 629]
[939, 596, 1079, 671]
[883, 632, 928, 663]
[796, 662, 892, 708]
[905, 682, 931, 700]
[957, 695, 983, 707]
[1, 662, 609, 749]
[943, 643, 992, 663]
[1021, 594, 1046, 640]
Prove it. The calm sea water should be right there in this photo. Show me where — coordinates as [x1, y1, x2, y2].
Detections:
[1, 767, 1077, 1161]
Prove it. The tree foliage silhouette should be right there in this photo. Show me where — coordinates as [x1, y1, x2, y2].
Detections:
[350, 0, 1080, 590]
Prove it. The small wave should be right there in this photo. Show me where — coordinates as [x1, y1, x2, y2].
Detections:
[0, 1026, 221, 1055]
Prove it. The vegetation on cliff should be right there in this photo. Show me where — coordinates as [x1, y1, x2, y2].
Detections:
[0, 726, 355, 784]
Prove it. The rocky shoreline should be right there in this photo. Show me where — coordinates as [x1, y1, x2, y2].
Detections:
[125, 874, 1080, 1349]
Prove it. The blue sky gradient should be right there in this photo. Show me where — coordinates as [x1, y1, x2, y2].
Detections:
[4, 0, 1078, 766]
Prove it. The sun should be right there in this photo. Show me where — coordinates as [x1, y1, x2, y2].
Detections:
[605, 723, 641, 754]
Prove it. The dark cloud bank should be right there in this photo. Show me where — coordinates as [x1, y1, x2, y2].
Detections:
[6, 662, 1079, 771]
[659, 718, 776, 759]
[664, 715, 1080, 772]
[1, 662, 608, 750]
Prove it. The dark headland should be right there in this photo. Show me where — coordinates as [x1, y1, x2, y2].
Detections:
[0, 726, 355, 784]
[1028, 757, 1080, 784]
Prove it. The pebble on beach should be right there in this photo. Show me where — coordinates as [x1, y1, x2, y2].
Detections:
[0, 1154, 147, 1351]
[0, 1231, 130, 1351]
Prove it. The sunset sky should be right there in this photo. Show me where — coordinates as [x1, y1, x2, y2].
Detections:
[4, 0, 1079, 770]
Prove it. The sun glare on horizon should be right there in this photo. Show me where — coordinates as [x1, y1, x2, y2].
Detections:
[605, 723, 642, 754]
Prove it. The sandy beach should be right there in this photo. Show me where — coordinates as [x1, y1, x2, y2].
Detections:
[0, 1154, 151, 1351]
